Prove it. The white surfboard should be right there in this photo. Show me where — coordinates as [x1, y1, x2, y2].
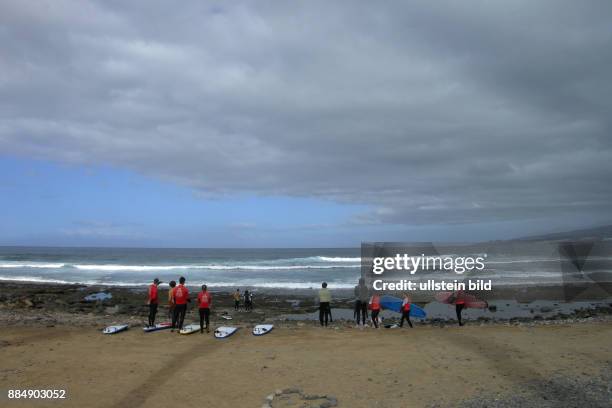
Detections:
[103, 324, 128, 334]
[143, 322, 172, 332]
[214, 326, 238, 339]
[253, 324, 274, 336]
[220, 315, 233, 320]
[179, 323, 201, 335]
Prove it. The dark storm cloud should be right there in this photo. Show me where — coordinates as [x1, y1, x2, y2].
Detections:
[1, 0, 611, 226]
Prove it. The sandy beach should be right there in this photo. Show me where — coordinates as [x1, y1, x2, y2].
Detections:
[1, 319, 611, 408]
[0, 281, 611, 407]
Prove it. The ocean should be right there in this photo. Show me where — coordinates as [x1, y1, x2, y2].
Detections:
[0, 243, 610, 290]
[0, 247, 361, 289]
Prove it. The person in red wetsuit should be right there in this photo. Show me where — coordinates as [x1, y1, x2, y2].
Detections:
[171, 276, 189, 332]
[400, 293, 413, 328]
[147, 278, 161, 327]
[369, 292, 381, 328]
[197, 284, 212, 333]
[454, 290, 466, 326]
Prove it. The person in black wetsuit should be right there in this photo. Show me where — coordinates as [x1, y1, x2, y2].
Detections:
[454, 290, 466, 326]
[318, 282, 332, 327]
[354, 278, 369, 326]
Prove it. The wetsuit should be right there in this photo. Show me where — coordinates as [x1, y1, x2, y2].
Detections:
[456, 297, 465, 326]
[233, 291, 240, 310]
[370, 295, 381, 328]
[172, 284, 189, 330]
[167, 288, 175, 320]
[197, 290, 212, 333]
[318, 287, 332, 327]
[354, 282, 370, 325]
[148, 284, 158, 327]
[400, 300, 413, 328]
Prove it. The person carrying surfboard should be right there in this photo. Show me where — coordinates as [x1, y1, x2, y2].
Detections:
[369, 292, 381, 328]
[399, 293, 413, 328]
[454, 290, 466, 326]
[171, 276, 189, 332]
[147, 278, 161, 328]
[354, 278, 370, 327]
[318, 282, 332, 327]
[197, 284, 212, 333]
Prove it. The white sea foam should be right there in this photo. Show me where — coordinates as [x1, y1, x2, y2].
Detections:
[71, 263, 360, 271]
[0, 262, 65, 268]
[312, 256, 361, 262]
[0, 276, 356, 289]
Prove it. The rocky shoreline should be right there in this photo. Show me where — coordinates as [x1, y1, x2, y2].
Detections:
[1, 281, 611, 330]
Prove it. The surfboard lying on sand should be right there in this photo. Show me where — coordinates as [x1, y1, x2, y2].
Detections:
[435, 292, 488, 308]
[252, 324, 274, 336]
[143, 322, 172, 332]
[214, 326, 238, 339]
[379, 296, 427, 318]
[103, 324, 128, 334]
[179, 324, 201, 335]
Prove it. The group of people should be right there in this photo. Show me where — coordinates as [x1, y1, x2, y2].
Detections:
[232, 288, 254, 312]
[147, 278, 256, 334]
[147, 276, 468, 333]
[147, 276, 212, 333]
[317, 278, 467, 328]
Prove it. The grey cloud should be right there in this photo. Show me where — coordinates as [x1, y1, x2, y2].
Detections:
[1, 1, 611, 228]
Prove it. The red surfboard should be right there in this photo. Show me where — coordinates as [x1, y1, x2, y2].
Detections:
[435, 292, 488, 308]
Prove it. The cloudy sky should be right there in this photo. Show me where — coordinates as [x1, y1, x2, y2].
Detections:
[1, 1, 611, 247]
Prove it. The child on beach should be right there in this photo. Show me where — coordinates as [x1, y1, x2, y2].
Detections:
[233, 289, 241, 311]
[369, 292, 381, 328]
[147, 278, 161, 327]
[197, 284, 212, 333]
[171, 276, 189, 332]
[400, 293, 413, 328]
[318, 282, 332, 327]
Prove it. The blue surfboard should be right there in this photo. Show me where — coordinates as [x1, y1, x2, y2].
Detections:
[379, 296, 426, 319]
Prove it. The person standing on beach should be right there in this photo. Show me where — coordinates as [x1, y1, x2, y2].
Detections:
[318, 282, 332, 327]
[354, 278, 370, 326]
[197, 284, 212, 333]
[167, 280, 176, 320]
[369, 292, 381, 328]
[171, 276, 189, 332]
[147, 278, 161, 327]
[400, 293, 413, 328]
[233, 289, 241, 311]
[244, 290, 253, 312]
